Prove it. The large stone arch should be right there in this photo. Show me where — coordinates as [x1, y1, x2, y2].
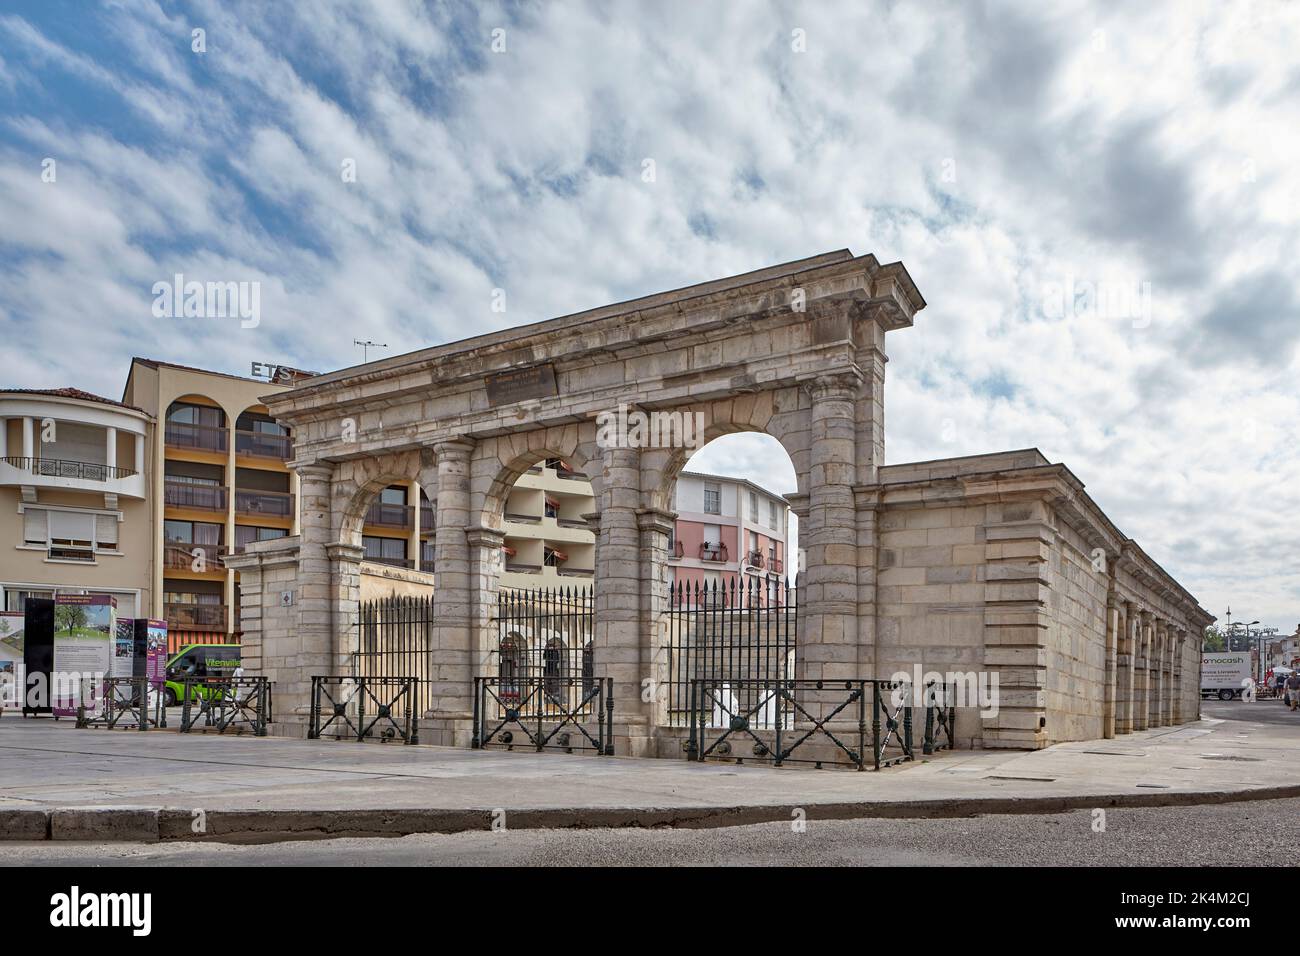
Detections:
[643, 389, 810, 513]
[332, 449, 429, 546]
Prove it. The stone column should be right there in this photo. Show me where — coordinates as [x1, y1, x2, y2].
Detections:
[591, 445, 650, 755]
[1117, 605, 1134, 734]
[798, 372, 861, 684]
[427, 438, 475, 745]
[1103, 597, 1120, 738]
[1171, 629, 1184, 724]
[326, 541, 364, 671]
[1164, 624, 1177, 725]
[637, 507, 676, 731]
[853, 486, 881, 679]
[1153, 620, 1167, 727]
[1133, 611, 1151, 732]
[292, 462, 335, 721]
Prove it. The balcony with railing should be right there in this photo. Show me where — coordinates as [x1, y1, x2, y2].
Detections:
[362, 555, 414, 570]
[699, 542, 729, 563]
[164, 542, 224, 571]
[365, 500, 413, 530]
[165, 422, 227, 453]
[771, 557, 784, 575]
[420, 500, 434, 531]
[165, 602, 227, 631]
[164, 479, 228, 512]
[0, 456, 146, 499]
[234, 429, 293, 460]
[747, 550, 766, 569]
[235, 488, 294, 518]
[670, 539, 685, 558]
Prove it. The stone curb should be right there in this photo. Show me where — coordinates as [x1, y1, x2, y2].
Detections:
[4, 783, 1299, 843]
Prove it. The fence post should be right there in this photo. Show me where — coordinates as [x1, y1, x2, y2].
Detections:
[856, 681, 866, 771]
[471, 677, 482, 749]
[872, 682, 881, 771]
[923, 680, 935, 755]
[603, 678, 614, 756]
[773, 681, 783, 767]
[307, 677, 319, 739]
[408, 678, 419, 745]
[904, 693, 914, 760]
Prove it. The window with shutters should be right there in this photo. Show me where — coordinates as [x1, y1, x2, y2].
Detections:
[20, 507, 123, 558]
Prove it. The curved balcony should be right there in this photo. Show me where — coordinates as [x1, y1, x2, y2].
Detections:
[699, 542, 729, 563]
[1, 456, 146, 500]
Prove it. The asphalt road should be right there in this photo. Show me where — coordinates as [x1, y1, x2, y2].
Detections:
[6, 797, 1299, 866]
[1202, 699, 1300, 726]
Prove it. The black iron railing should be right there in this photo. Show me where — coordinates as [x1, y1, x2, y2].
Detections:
[666, 578, 795, 726]
[2, 456, 139, 481]
[355, 596, 435, 717]
[177, 677, 272, 735]
[496, 586, 594, 699]
[473, 676, 612, 754]
[308, 676, 417, 743]
[687, 678, 926, 770]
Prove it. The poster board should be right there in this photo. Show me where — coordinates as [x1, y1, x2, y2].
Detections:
[52, 594, 116, 718]
[0, 611, 23, 711]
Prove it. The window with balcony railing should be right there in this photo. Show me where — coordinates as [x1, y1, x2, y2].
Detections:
[165, 421, 227, 452]
[234, 430, 292, 459]
[164, 477, 227, 510]
[235, 488, 294, 517]
[700, 542, 728, 562]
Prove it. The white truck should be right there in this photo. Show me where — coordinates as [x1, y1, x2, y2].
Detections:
[1201, 651, 1252, 700]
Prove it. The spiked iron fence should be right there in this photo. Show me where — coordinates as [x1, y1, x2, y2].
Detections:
[666, 578, 795, 727]
[355, 596, 435, 717]
[496, 586, 594, 696]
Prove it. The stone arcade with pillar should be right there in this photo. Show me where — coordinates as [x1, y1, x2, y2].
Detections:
[226, 250, 1213, 754]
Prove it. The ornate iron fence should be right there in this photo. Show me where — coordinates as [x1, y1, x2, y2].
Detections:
[666, 578, 795, 726]
[177, 677, 272, 735]
[688, 678, 931, 770]
[308, 675, 417, 743]
[923, 680, 957, 754]
[473, 675, 613, 754]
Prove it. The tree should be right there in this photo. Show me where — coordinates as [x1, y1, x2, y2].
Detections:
[1203, 625, 1226, 652]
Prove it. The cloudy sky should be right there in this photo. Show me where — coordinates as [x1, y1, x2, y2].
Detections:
[1, 1, 1297, 628]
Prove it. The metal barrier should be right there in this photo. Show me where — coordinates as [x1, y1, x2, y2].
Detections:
[178, 677, 272, 736]
[76, 677, 163, 731]
[473, 676, 613, 754]
[688, 678, 936, 770]
[923, 680, 957, 754]
[308, 676, 417, 744]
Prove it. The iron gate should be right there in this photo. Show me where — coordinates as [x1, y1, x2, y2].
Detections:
[354, 595, 435, 717]
[666, 578, 795, 726]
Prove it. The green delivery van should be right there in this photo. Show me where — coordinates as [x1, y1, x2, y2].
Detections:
[163, 643, 242, 706]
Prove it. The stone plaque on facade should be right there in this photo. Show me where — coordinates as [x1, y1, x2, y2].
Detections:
[485, 363, 558, 406]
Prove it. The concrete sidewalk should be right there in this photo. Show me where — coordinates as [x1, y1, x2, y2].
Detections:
[1, 706, 1297, 842]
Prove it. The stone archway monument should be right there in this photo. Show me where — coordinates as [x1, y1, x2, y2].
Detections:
[228, 248, 1212, 754]
[230, 250, 920, 752]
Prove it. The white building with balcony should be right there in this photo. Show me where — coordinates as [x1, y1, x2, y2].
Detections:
[0, 388, 153, 617]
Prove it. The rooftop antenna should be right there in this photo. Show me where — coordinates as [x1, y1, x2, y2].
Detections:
[353, 339, 389, 363]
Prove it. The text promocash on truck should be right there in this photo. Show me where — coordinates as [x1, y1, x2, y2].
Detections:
[1201, 651, 1251, 701]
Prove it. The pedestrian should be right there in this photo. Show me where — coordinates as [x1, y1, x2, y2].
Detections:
[1285, 672, 1300, 712]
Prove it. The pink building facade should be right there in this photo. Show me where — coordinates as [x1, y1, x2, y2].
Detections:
[667, 470, 789, 604]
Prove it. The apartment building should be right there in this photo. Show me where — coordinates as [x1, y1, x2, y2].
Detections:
[0, 388, 152, 616]
[492, 464, 788, 598]
[499, 457, 597, 589]
[668, 471, 789, 602]
[121, 358, 309, 643]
